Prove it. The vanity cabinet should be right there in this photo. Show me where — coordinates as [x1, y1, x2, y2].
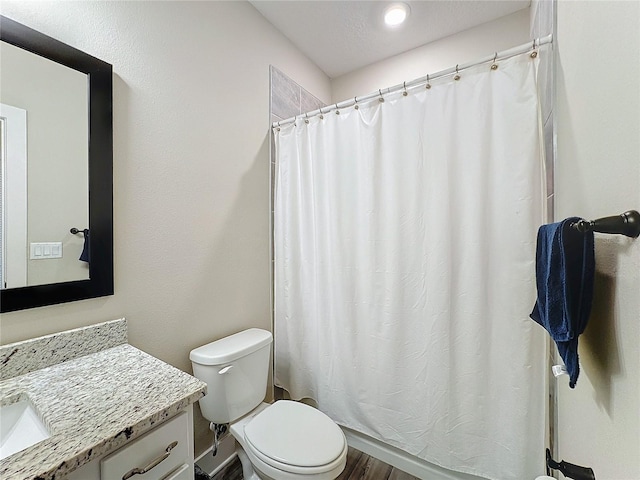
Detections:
[66, 406, 194, 480]
[1, 327, 206, 480]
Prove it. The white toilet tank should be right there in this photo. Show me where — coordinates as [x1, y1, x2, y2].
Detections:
[190, 328, 272, 424]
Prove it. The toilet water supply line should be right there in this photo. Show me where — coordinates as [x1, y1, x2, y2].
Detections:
[210, 422, 229, 456]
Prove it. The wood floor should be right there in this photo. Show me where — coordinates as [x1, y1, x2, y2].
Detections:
[210, 455, 242, 480]
[337, 447, 419, 480]
[210, 447, 419, 480]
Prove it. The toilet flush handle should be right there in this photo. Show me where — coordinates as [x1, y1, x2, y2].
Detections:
[218, 365, 234, 375]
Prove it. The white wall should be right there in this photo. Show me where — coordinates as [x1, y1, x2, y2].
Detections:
[331, 8, 530, 102]
[555, 1, 640, 478]
[0, 0, 330, 455]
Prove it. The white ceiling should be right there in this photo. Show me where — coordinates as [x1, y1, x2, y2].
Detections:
[249, 1, 530, 78]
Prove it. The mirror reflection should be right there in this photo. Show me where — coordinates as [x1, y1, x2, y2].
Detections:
[0, 40, 89, 289]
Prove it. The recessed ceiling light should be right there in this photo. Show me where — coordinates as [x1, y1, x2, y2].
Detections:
[384, 3, 410, 27]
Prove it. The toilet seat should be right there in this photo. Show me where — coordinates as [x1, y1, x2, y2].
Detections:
[243, 401, 347, 475]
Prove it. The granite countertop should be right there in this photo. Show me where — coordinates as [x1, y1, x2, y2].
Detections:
[0, 343, 207, 480]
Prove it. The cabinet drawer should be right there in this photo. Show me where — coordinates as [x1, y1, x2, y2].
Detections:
[101, 412, 189, 480]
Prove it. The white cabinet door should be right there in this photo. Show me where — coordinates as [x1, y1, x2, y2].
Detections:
[163, 464, 191, 480]
[101, 412, 189, 480]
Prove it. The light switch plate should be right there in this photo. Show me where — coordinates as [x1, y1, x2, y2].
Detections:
[30, 242, 63, 259]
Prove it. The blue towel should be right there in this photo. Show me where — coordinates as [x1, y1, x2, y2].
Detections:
[530, 217, 595, 388]
[79, 229, 90, 264]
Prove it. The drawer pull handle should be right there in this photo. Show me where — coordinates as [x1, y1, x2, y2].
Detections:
[122, 441, 178, 479]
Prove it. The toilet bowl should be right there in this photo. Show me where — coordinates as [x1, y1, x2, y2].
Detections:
[231, 402, 347, 480]
[190, 329, 347, 480]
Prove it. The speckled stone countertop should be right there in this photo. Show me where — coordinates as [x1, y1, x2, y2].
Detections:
[0, 319, 128, 381]
[0, 344, 207, 480]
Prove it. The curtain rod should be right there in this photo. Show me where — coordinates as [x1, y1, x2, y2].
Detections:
[273, 34, 553, 129]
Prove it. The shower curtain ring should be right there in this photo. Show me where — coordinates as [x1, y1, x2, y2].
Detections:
[319, 107, 324, 120]
[530, 39, 538, 58]
[335, 103, 340, 115]
[378, 89, 385, 102]
[354, 96, 359, 109]
[304, 112, 309, 124]
[276, 121, 281, 132]
[425, 74, 431, 90]
[403, 81, 408, 96]
[491, 52, 498, 70]
[454, 64, 461, 81]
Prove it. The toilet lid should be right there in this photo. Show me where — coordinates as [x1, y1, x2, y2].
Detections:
[244, 401, 345, 468]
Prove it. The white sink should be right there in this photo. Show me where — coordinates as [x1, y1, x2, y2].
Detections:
[0, 397, 51, 460]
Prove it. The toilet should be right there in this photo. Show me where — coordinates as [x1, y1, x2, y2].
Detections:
[190, 328, 347, 480]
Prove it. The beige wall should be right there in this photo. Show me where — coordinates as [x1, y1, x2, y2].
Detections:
[556, 1, 640, 478]
[331, 8, 530, 102]
[0, 42, 89, 286]
[0, 0, 330, 455]
[3, 1, 637, 473]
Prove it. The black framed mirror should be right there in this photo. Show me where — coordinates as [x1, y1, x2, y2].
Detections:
[0, 16, 113, 312]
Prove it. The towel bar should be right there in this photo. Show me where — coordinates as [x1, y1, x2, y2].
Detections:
[571, 210, 640, 238]
[546, 448, 595, 480]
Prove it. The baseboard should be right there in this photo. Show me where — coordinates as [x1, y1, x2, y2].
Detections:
[342, 427, 483, 480]
[195, 434, 237, 476]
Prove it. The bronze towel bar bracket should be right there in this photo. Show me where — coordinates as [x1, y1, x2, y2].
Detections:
[571, 210, 640, 238]
[546, 448, 595, 480]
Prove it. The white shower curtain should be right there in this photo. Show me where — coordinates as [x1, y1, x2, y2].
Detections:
[274, 52, 546, 480]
